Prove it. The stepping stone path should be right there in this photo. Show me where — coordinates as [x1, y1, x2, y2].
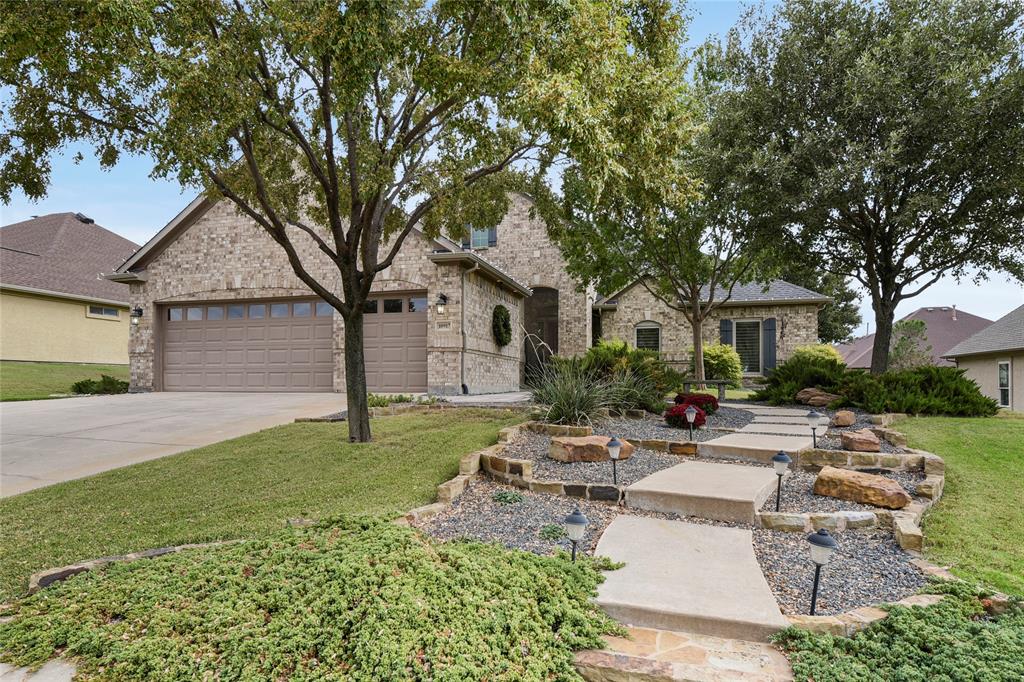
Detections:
[626, 461, 779, 524]
[595, 516, 790, 641]
[697, 432, 814, 463]
[737, 422, 815, 437]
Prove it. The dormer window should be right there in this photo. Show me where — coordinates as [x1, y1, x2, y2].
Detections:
[463, 225, 497, 249]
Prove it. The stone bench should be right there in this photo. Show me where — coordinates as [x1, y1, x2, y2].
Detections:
[679, 379, 731, 400]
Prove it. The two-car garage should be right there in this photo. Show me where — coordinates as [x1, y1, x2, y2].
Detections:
[161, 293, 427, 393]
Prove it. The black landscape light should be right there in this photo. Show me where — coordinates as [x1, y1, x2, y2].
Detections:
[806, 528, 839, 615]
[564, 508, 589, 562]
[685, 404, 698, 441]
[806, 410, 824, 448]
[771, 451, 792, 512]
[607, 436, 622, 485]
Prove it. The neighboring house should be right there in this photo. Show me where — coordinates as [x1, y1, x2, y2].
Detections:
[943, 304, 1024, 412]
[1, 213, 139, 364]
[836, 306, 993, 369]
[106, 193, 826, 394]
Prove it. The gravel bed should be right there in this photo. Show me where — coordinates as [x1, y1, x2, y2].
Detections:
[760, 469, 926, 513]
[417, 478, 679, 556]
[754, 527, 926, 615]
[502, 429, 682, 485]
[593, 417, 734, 443]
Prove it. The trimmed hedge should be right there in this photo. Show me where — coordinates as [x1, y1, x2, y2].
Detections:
[70, 374, 128, 395]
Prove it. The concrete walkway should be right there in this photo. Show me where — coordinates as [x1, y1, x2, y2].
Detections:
[0, 660, 75, 682]
[698, 432, 813, 463]
[595, 516, 789, 641]
[626, 461, 779, 524]
[1, 392, 342, 497]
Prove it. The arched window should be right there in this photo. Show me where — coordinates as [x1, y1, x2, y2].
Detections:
[635, 321, 661, 352]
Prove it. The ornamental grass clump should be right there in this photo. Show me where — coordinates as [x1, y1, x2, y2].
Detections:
[0, 517, 623, 680]
[528, 359, 613, 425]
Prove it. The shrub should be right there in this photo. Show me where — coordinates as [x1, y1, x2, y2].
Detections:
[367, 393, 414, 408]
[752, 354, 848, 405]
[664, 403, 706, 429]
[674, 392, 719, 414]
[70, 374, 129, 395]
[692, 343, 743, 388]
[0, 517, 624, 679]
[791, 343, 844, 363]
[583, 339, 681, 395]
[607, 367, 666, 413]
[528, 359, 612, 425]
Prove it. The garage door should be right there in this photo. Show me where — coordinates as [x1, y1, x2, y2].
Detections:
[363, 293, 428, 393]
[162, 299, 334, 391]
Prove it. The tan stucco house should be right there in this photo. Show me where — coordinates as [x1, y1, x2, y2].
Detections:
[106, 193, 827, 395]
[943, 304, 1024, 412]
[1, 213, 139, 365]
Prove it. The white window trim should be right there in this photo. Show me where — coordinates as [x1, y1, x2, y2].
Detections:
[732, 318, 763, 376]
[997, 359, 1011, 408]
[85, 304, 121, 321]
[635, 321, 661, 352]
[470, 227, 490, 249]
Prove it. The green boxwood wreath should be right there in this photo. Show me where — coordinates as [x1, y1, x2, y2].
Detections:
[492, 304, 512, 347]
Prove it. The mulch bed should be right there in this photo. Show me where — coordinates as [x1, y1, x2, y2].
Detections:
[761, 469, 926, 513]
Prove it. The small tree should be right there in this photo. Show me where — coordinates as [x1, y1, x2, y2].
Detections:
[889, 319, 933, 371]
[0, 0, 684, 440]
[711, 0, 1024, 372]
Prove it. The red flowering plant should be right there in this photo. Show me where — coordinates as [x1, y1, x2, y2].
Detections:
[664, 403, 706, 429]
[673, 392, 719, 414]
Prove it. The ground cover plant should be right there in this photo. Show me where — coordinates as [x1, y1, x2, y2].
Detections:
[895, 413, 1024, 595]
[0, 361, 129, 401]
[754, 355, 998, 416]
[0, 518, 623, 680]
[775, 581, 1024, 681]
[0, 409, 524, 601]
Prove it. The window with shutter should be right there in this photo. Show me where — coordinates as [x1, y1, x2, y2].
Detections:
[635, 322, 661, 352]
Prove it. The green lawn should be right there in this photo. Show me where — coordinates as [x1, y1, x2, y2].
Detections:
[0, 409, 524, 601]
[895, 412, 1024, 595]
[0, 360, 129, 401]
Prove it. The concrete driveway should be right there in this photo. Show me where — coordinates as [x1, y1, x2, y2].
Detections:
[1, 392, 343, 497]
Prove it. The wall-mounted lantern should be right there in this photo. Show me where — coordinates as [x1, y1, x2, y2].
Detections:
[130, 307, 144, 326]
[436, 293, 448, 315]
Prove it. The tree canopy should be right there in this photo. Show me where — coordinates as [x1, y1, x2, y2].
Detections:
[710, 0, 1024, 372]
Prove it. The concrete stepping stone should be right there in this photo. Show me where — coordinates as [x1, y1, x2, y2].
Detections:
[0, 660, 76, 681]
[752, 415, 813, 425]
[738, 423, 815, 437]
[625, 461, 778, 523]
[594, 516, 789, 641]
[697, 432, 813, 463]
[719, 403, 811, 417]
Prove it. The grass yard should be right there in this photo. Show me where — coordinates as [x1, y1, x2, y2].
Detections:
[0, 409, 524, 602]
[0, 360, 129, 401]
[895, 412, 1024, 595]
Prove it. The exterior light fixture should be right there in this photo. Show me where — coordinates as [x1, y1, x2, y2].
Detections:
[607, 436, 622, 485]
[435, 293, 448, 315]
[564, 508, 589, 562]
[685, 404, 698, 441]
[771, 451, 792, 512]
[806, 528, 839, 615]
[806, 410, 824, 448]
[130, 306, 144, 326]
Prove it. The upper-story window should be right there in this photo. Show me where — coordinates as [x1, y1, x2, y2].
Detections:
[464, 225, 497, 249]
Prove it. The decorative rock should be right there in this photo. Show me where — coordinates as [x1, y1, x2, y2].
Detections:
[549, 435, 635, 463]
[832, 410, 857, 427]
[436, 474, 471, 503]
[836, 511, 877, 529]
[812, 466, 912, 509]
[840, 429, 881, 452]
[758, 512, 808, 532]
[917, 475, 945, 500]
[529, 480, 565, 495]
[809, 513, 842, 531]
[922, 453, 945, 475]
[894, 515, 923, 552]
[787, 615, 846, 636]
[668, 441, 698, 456]
[588, 485, 622, 502]
[459, 451, 482, 475]
[796, 387, 842, 407]
[870, 427, 908, 447]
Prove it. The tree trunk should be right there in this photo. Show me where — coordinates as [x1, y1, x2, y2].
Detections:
[869, 300, 897, 374]
[343, 311, 372, 442]
[691, 305, 705, 382]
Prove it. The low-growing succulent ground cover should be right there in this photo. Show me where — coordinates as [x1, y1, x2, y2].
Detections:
[775, 581, 1024, 681]
[0, 409, 525, 601]
[0, 518, 623, 680]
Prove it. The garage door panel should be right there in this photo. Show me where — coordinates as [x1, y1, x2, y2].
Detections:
[204, 328, 224, 342]
[247, 327, 266, 342]
[225, 326, 246, 342]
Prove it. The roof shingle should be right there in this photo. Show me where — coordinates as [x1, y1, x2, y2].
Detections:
[943, 304, 1024, 358]
[836, 307, 993, 367]
[1, 213, 139, 304]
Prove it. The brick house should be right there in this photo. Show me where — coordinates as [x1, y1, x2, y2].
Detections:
[107, 192, 826, 394]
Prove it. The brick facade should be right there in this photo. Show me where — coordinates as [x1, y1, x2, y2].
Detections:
[599, 283, 821, 374]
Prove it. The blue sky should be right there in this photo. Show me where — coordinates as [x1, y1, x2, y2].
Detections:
[1, 1, 1020, 334]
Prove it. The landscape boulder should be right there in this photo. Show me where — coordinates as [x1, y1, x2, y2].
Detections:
[549, 435, 635, 463]
[796, 387, 842, 407]
[841, 428, 881, 452]
[813, 466, 911, 509]
[832, 410, 857, 427]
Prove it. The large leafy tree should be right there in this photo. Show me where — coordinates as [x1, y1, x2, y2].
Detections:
[783, 264, 863, 344]
[711, 0, 1024, 372]
[0, 0, 684, 440]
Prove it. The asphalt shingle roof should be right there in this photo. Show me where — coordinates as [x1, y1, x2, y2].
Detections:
[836, 307, 993, 368]
[1, 213, 139, 303]
[699, 280, 830, 304]
[943, 304, 1024, 358]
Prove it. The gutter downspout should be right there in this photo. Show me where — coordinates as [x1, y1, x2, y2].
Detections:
[461, 260, 480, 394]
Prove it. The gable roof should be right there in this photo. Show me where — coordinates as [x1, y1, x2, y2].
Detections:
[1, 213, 139, 304]
[595, 279, 830, 308]
[837, 306, 994, 368]
[943, 304, 1024, 358]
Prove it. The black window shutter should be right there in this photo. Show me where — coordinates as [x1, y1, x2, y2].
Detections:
[487, 225, 497, 247]
[461, 235, 470, 249]
[719, 318, 733, 345]
[763, 318, 777, 370]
